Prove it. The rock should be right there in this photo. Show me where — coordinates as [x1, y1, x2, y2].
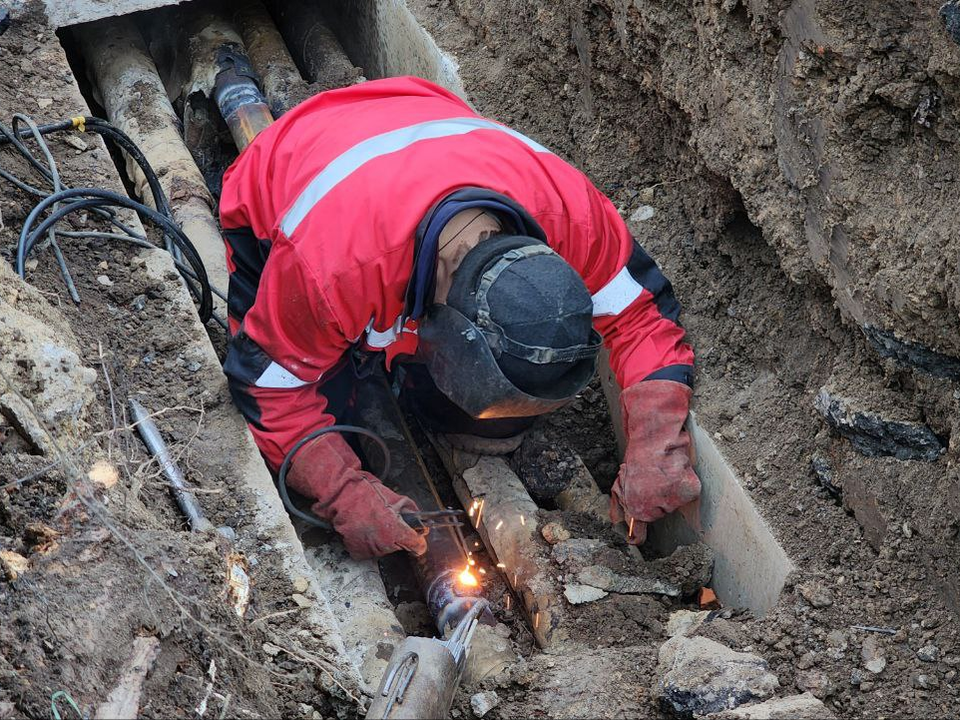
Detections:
[96, 274, 114, 287]
[917, 644, 941, 662]
[470, 690, 499, 718]
[64, 134, 88, 152]
[563, 583, 608, 605]
[705, 692, 836, 719]
[795, 670, 834, 699]
[37, 97, 52, 108]
[861, 636, 886, 674]
[630, 205, 656, 222]
[292, 576, 309, 593]
[551, 538, 606, 569]
[798, 581, 833, 609]
[87, 459, 119, 488]
[578, 565, 680, 597]
[540, 521, 571, 545]
[825, 630, 848, 650]
[262, 642, 282, 656]
[810, 455, 841, 498]
[653, 635, 779, 718]
[814, 389, 944, 461]
[912, 672, 939, 690]
[0, 550, 29, 581]
[666, 609, 712, 638]
[291, 593, 312, 608]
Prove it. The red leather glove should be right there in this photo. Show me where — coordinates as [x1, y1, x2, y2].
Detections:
[609, 380, 701, 544]
[286, 433, 428, 559]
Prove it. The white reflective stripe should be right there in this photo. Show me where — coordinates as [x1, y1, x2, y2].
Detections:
[363, 316, 418, 349]
[591, 266, 644, 317]
[255, 361, 312, 389]
[280, 117, 551, 236]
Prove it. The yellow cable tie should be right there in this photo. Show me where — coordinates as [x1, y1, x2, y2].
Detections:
[70, 116, 86, 132]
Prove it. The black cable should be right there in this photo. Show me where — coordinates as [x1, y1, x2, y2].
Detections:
[276, 425, 392, 530]
[1, 115, 219, 318]
[16, 188, 214, 322]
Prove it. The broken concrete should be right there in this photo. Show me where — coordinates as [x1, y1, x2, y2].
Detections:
[654, 635, 780, 718]
[0, 261, 96, 454]
[814, 389, 944, 462]
[706, 693, 836, 720]
[578, 565, 680, 598]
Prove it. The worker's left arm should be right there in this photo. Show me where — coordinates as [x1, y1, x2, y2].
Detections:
[556, 179, 700, 543]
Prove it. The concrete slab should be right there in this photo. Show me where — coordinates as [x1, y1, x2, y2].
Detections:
[42, 0, 187, 28]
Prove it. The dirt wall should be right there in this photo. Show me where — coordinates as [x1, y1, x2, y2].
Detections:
[442, 0, 960, 375]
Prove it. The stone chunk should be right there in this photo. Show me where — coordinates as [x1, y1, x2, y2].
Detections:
[798, 581, 833, 609]
[470, 690, 499, 718]
[653, 635, 779, 718]
[563, 583, 608, 605]
[578, 565, 680, 597]
[706, 692, 836, 719]
[861, 636, 886, 674]
[541, 521, 571, 545]
[551, 538, 606, 569]
[814, 389, 943, 461]
[666, 610, 712, 638]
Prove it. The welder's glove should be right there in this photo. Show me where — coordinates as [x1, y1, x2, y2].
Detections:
[609, 380, 701, 544]
[286, 433, 428, 560]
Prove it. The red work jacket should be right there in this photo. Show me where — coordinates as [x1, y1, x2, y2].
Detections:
[219, 76, 694, 469]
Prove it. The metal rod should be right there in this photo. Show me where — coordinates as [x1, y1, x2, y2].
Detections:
[128, 398, 215, 533]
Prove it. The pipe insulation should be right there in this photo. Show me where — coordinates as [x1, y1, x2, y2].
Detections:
[75, 17, 230, 307]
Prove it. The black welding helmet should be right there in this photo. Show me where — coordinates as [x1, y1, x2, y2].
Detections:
[418, 235, 602, 419]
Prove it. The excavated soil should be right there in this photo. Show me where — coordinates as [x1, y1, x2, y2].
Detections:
[413, 0, 960, 717]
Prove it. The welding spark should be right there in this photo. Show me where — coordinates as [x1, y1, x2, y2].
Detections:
[468, 558, 476, 566]
[458, 566, 479, 587]
[475, 498, 485, 525]
[520, 515, 526, 526]
[495, 520, 504, 531]
[534, 612, 540, 629]
[479, 568, 487, 575]
[628, 516, 635, 539]
[505, 594, 512, 610]
[496, 563, 506, 569]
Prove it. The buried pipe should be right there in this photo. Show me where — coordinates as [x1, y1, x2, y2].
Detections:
[430, 438, 561, 649]
[354, 373, 494, 636]
[75, 17, 230, 310]
[267, 2, 364, 89]
[181, 11, 273, 152]
[231, 0, 308, 115]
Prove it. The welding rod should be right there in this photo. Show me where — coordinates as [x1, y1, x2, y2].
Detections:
[128, 398, 215, 533]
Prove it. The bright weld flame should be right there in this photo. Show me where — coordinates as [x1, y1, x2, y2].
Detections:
[458, 565, 479, 587]
[468, 558, 476, 566]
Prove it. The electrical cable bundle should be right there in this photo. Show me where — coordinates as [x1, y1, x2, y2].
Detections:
[0, 114, 222, 327]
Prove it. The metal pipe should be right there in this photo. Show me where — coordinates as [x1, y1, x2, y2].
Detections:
[232, 0, 308, 115]
[182, 12, 274, 152]
[128, 398, 215, 534]
[355, 373, 493, 636]
[212, 47, 274, 151]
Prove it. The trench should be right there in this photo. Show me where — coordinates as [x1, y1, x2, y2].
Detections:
[9, 0, 826, 716]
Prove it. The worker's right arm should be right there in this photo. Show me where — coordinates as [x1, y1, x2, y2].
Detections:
[222, 241, 426, 559]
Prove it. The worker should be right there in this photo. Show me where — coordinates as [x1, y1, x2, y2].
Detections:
[219, 77, 699, 560]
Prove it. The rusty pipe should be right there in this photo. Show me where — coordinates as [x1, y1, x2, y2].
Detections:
[212, 47, 274, 151]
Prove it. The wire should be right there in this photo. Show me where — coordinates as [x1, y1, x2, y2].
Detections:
[0, 115, 218, 321]
[15, 188, 214, 322]
[276, 425, 392, 530]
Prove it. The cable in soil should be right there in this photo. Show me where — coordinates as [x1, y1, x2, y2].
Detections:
[0, 114, 224, 327]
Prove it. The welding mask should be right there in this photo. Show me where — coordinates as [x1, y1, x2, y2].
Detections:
[417, 235, 602, 419]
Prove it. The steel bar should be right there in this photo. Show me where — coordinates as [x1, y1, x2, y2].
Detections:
[128, 398, 214, 533]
